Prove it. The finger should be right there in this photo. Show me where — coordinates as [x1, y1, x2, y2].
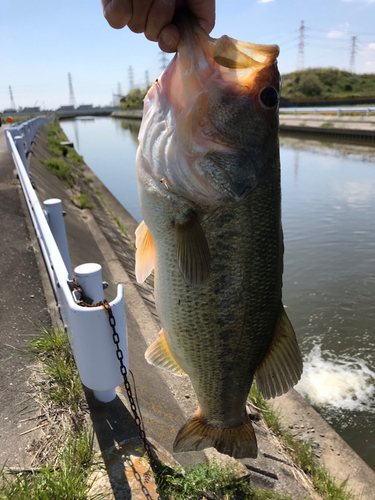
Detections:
[158, 24, 180, 52]
[128, 0, 154, 33]
[101, 0, 132, 29]
[145, 0, 175, 42]
[177, 0, 215, 33]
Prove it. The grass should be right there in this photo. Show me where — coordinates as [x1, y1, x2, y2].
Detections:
[94, 189, 128, 235]
[83, 176, 94, 183]
[249, 383, 353, 500]
[0, 432, 100, 500]
[155, 460, 293, 500]
[47, 119, 84, 166]
[41, 158, 75, 187]
[320, 122, 335, 128]
[27, 327, 84, 413]
[0, 328, 105, 499]
[71, 194, 95, 210]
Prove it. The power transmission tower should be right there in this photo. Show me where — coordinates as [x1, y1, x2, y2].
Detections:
[159, 51, 168, 71]
[9, 85, 16, 110]
[145, 70, 150, 88]
[112, 82, 124, 107]
[128, 66, 134, 91]
[68, 73, 76, 107]
[297, 20, 305, 70]
[350, 36, 358, 73]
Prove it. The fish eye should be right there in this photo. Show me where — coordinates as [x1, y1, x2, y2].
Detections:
[259, 86, 279, 109]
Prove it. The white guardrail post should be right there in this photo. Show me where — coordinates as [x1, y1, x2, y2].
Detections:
[5, 120, 128, 405]
[44, 199, 73, 280]
[74, 263, 122, 403]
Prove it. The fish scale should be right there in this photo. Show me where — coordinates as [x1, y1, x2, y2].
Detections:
[140, 174, 282, 426]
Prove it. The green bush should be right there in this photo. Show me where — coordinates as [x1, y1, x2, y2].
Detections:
[281, 68, 375, 99]
[47, 120, 83, 166]
[120, 88, 148, 110]
[71, 194, 95, 210]
[41, 158, 75, 187]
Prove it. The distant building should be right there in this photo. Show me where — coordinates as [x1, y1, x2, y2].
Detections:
[76, 104, 93, 111]
[21, 107, 40, 113]
[57, 105, 75, 112]
[3, 108, 17, 113]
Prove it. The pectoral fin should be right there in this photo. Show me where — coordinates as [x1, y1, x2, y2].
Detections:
[135, 220, 155, 283]
[176, 211, 210, 287]
[145, 328, 186, 376]
[255, 305, 303, 399]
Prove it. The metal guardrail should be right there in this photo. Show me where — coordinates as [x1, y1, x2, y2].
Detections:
[5, 117, 128, 403]
[280, 106, 375, 116]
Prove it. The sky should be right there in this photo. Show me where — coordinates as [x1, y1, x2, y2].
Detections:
[1, 0, 375, 111]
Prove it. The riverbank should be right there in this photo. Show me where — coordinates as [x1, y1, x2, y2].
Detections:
[279, 113, 375, 141]
[2, 121, 375, 499]
[112, 110, 143, 120]
[112, 109, 375, 142]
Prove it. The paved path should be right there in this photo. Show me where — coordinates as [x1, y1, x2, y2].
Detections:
[0, 127, 51, 467]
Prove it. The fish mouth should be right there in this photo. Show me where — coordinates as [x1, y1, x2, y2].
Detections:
[138, 13, 281, 205]
[174, 10, 280, 94]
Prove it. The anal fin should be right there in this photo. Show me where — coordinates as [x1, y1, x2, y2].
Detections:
[145, 328, 186, 376]
[255, 304, 303, 400]
[135, 220, 155, 283]
[173, 408, 257, 459]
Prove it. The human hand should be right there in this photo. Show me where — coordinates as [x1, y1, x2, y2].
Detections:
[101, 0, 215, 52]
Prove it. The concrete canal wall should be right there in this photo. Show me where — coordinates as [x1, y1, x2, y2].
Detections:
[2, 120, 375, 499]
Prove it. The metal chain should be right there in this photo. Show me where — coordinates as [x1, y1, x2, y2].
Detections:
[72, 279, 162, 479]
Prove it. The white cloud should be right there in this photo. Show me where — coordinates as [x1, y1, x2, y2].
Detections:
[327, 30, 345, 38]
[258, 0, 274, 3]
[368, 43, 375, 51]
[365, 60, 375, 70]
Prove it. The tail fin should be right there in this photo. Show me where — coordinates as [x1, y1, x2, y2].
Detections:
[173, 409, 257, 459]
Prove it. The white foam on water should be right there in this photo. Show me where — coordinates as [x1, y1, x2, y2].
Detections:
[295, 345, 375, 412]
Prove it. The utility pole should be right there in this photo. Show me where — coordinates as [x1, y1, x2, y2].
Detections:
[68, 73, 76, 107]
[159, 51, 168, 71]
[297, 20, 305, 71]
[9, 85, 16, 110]
[128, 66, 134, 91]
[145, 70, 150, 88]
[117, 82, 123, 98]
[350, 36, 358, 73]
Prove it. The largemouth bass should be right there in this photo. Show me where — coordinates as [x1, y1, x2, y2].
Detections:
[135, 13, 302, 459]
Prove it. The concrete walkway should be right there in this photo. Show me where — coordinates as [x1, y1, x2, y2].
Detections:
[0, 127, 51, 468]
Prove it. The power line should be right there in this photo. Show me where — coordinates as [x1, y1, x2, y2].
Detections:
[297, 20, 305, 70]
[350, 36, 358, 73]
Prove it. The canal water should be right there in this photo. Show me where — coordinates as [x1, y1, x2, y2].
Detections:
[61, 116, 375, 470]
